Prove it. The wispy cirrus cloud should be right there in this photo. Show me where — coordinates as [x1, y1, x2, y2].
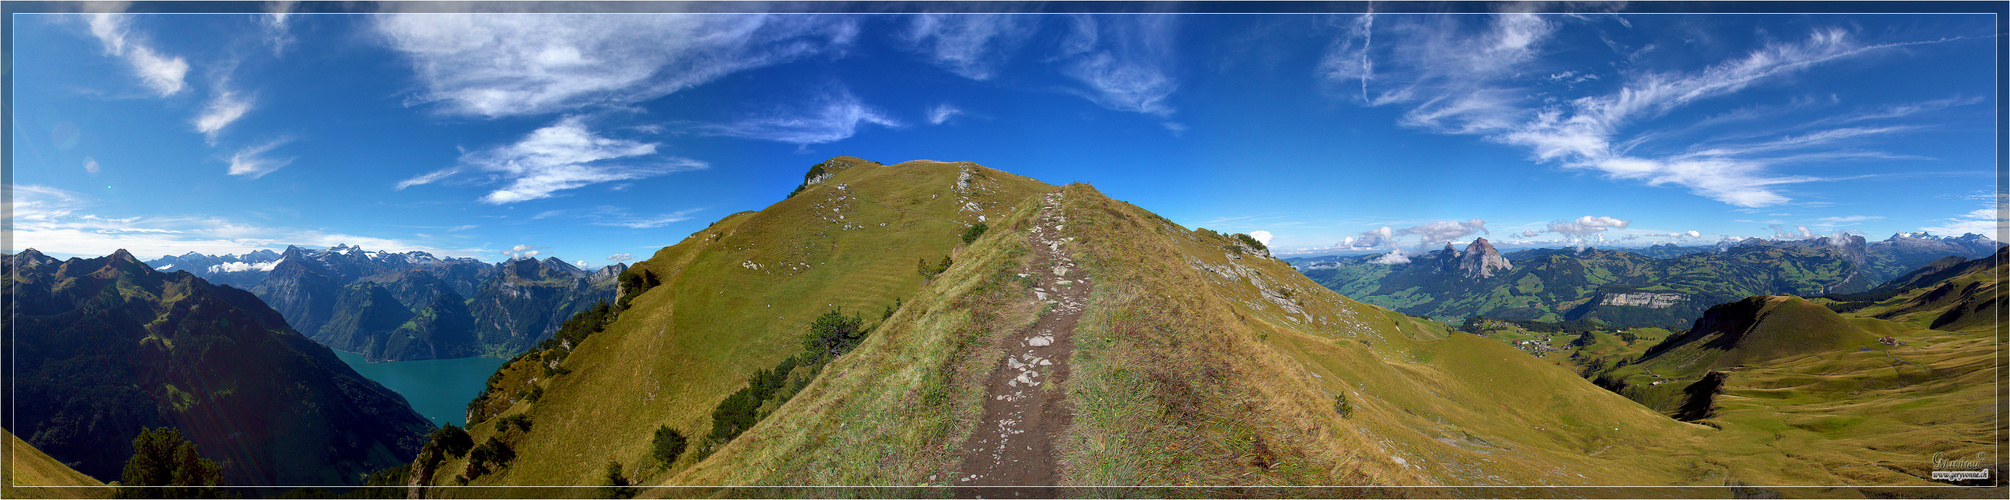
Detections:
[226, 138, 295, 178]
[901, 14, 1039, 81]
[373, 13, 858, 118]
[1325, 16, 1972, 207]
[527, 206, 702, 229]
[262, 1, 297, 54]
[194, 87, 253, 142]
[398, 116, 707, 204]
[927, 103, 965, 125]
[698, 87, 900, 145]
[1057, 15, 1182, 118]
[84, 11, 189, 97]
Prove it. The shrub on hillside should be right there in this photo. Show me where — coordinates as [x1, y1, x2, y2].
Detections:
[495, 414, 533, 434]
[883, 298, 901, 320]
[1572, 330, 1598, 348]
[464, 437, 515, 479]
[1232, 233, 1268, 252]
[650, 426, 688, 465]
[428, 424, 474, 458]
[803, 310, 867, 361]
[917, 255, 953, 278]
[962, 222, 990, 244]
[600, 461, 637, 499]
[1333, 394, 1353, 418]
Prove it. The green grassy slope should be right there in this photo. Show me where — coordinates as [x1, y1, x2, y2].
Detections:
[1586, 250, 2005, 491]
[1, 429, 110, 499]
[420, 158, 1055, 493]
[1053, 185, 1719, 491]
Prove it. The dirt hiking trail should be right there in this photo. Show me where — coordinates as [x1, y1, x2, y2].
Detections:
[954, 192, 1089, 498]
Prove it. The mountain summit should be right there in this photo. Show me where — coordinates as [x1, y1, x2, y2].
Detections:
[1456, 237, 1512, 278]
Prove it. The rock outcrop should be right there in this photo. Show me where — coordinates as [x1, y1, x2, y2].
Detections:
[1455, 237, 1513, 278]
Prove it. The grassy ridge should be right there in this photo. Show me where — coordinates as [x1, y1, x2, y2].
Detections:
[1058, 185, 1718, 491]
[424, 159, 1054, 493]
[1, 429, 111, 499]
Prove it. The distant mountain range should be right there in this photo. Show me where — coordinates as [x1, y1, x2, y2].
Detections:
[3, 249, 432, 486]
[1291, 232, 2001, 328]
[147, 245, 626, 361]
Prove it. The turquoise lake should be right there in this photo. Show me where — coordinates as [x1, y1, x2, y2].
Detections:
[331, 350, 507, 427]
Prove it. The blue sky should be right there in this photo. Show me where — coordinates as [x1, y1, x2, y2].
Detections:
[9, 3, 2003, 265]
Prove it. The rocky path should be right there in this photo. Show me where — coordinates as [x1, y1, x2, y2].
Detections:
[954, 192, 1089, 498]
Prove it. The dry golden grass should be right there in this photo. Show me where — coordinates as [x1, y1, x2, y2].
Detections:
[3, 429, 111, 499]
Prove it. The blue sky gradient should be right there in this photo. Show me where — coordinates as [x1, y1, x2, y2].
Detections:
[9, 3, 2003, 265]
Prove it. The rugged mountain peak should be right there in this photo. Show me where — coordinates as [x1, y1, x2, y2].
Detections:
[1457, 237, 1513, 278]
[589, 262, 629, 283]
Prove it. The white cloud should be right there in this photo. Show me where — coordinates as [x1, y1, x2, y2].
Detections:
[1920, 199, 2006, 238]
[209, 260, 281, 273]
[1327, 18, 1965, 207]
[901, 14, 1038, 81]
[85, 12, 189, 97]
[1812, 215, 1883, 226]
[700, 88, 899, 145]
[7, 184, 481, 260]
[400, 116, 707, 204]
[194, 89, 253, 142]
[264, 1, 297, 54]
[590, 208, 703, 229]
[1338, 226, 1397, 250]
[1544, 215, 1630, 236]
[226, 138, 295, 178]
[373, 13, 858, 117]
[1058, 15, 1181, 118]
[1371, 250, 1411, 265]
[1769, 224, 1818, 240]
[927, 103, 964, 125]
[502, 244, 547, 260]
[1397, 219, 1489, 248]
[607, 253, 633, 262]
[1248, 230, 1274, 246]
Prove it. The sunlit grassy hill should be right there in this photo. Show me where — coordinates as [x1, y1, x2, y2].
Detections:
[413, 158, 1054, 493]
[1586, 250, 2005, 491]
[1, 429, 110, 499]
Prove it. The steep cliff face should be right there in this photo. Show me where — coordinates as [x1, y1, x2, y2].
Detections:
[1455, 237, 1513, 278]
[464, 258, 614, 356]
[255, 246, 342, 335]
[1599, 291, 1685, 308]
[314, 283, 414, 355]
